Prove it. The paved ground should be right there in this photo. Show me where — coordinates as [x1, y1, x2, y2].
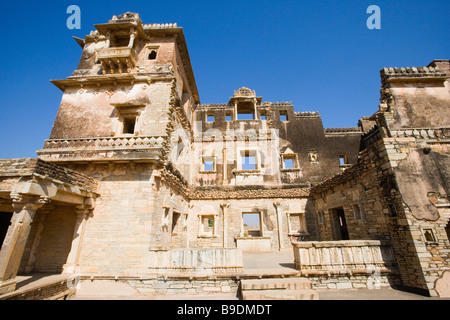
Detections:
[11, 249, 446, 300]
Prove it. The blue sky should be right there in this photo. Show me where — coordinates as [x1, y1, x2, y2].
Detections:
[0, 0, 448, 158]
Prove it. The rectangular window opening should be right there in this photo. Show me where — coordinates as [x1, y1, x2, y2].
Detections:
[241, 150, 257, 170]
[339, 154, 348, 166]
[203, 157, 215, 171]
[260, 112, 266, 120]
[225, 112, 232, 122]
[207, 114, 215, 122]
[279, 111, 288, 122]
[243, 213, 261, 237]
[123, 117, 136, 134]
[353, 204, 361, 221]
[388, 204, 398, 217]
[237, 102, 255, 120]
[284, 158, 294, 169]
[423, 228, 437, 243]
[200, 215, 215, 236]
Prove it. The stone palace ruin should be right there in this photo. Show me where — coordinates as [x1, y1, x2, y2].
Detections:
[0, 12, 449, 299]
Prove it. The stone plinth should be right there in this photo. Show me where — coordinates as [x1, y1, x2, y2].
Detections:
[147, 248, 243, 273]
[293, 240, 397, 272]
[236, 237, 272, 252]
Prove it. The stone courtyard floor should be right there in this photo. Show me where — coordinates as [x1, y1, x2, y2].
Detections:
[70, 248, 446, 300]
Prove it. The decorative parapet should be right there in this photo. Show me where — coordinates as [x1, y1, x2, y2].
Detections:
[295, 111, 320, 118]
[389, 127, 450, 140]
[37, 136, 166, 163]
[234, 87, 256, 97]
[143, 23, 177, 29]
[292, 240, 398, 276]
[41, 135, 166, 150]
[381, 66, 448, 81]
[324, 127, 362, 135]
[195, 103, 231, 110]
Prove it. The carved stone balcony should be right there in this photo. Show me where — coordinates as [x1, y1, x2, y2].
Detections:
[37, 135, 166, 163]
[97, 47, 137, 74]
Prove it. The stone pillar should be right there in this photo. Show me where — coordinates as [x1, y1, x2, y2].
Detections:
[221, 203, 230, 248]
[274, 201, 283, 251]
[62, 205, 90, 274]
[24, 206, 54, 273]
[0, 194, 49, 294]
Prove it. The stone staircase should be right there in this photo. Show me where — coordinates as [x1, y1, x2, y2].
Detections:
[240, 277, 319, 300]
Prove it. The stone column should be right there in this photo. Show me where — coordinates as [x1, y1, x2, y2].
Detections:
[24, 206, 54, 273]
[274, 201, 283, 251]
[0, 194, 49, 294]
[62, 205, 90, 274]
[221, 203, 230, 248]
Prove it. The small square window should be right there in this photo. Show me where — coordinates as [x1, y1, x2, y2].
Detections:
[423, 229, 437, 243]
[123, 117, 136, 134]
[241, 150, 257, 170]
[353, 204, 361, 221]
[279, 111, 288, 121]
[388, 204, 398, 217]
[339, 154, 348, 166]
[260, 112, 266, 120]
[148, 50, 157, 60]
[284, 158, 294, 169]
[207, 114, 215, 122]
[282, 154, 298, 170]
[199, 215, 215, 237]
[225, 112, 232, 122]
[203, 157, 215, 171]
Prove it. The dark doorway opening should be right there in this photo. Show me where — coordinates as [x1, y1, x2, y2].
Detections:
[331, 208, 349, 240]
[445, 222, 450, 242]
[0, 212, 13, 250]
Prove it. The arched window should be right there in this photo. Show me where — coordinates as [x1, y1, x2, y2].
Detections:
[148, 50, 157, 60]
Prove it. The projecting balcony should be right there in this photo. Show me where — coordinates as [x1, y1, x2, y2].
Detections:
[37, 135, 166, 163]
[97, 47, 137, 74]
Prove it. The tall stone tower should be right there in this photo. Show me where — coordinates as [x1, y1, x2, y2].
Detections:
[38, 12, 199, 273]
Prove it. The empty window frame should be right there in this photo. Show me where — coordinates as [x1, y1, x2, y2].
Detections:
[339, 154, 348, 166]
[387, 203, 398, 218]
[199, 215, 216, 237]
[242, 213, 262, 237]
[202, 156, 215, 172]
[353, 204, 362, 221]
[279, 110, 288, 122]
[240, 150, 257, 171]
[148, 49, 157, 60]
[122, 117, 136, 134]
[259, 111, 267, 120]
[282, 154, 299, 170]
[422, 228, 437, 243]
[237, 102, 255, 120]
[225, 112, 232, 122]
[206, 113, 215, 122]
[146, 46, 159, 60]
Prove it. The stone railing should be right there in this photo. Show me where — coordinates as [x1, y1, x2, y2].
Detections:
[42, 136, 167, 150]
[147, 248, 243, 274]
[292, 240, 397, 275]
[389, 127, 450, 140]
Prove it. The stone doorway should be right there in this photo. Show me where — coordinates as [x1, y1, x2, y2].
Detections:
[0, 212, 13, 250]
[331, 208, 349, 240]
